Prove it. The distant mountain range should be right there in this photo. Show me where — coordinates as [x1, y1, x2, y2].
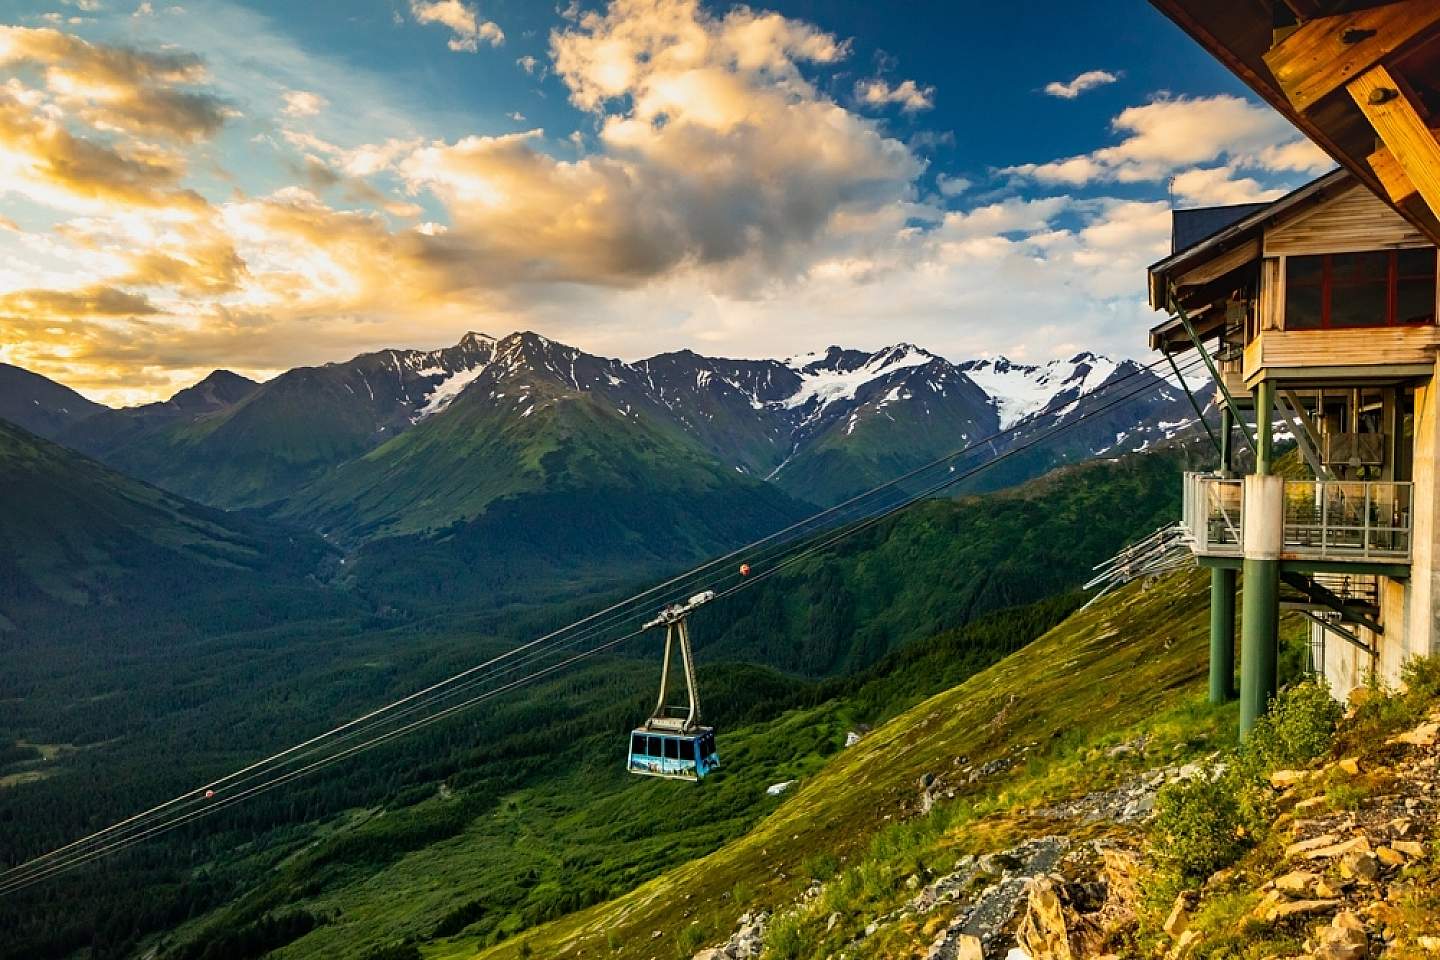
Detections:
[0, 333, 1200, 607]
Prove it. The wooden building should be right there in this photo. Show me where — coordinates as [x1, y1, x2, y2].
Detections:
[1146, 0, 1440, 735]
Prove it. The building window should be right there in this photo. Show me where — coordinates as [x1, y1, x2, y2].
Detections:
[1285, 249, 1436, 330]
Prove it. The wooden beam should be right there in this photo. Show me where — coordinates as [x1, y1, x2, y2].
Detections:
[1264, 0, 1440, 114]
[1280, 0, 1325, 23]
[1174, 239, 1261, 290]
[1349, 64, 1440, 222]
[1367, 143, 1417, 203]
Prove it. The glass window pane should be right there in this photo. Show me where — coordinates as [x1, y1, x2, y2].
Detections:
[1330, 277, 1389, 327]
[1286, 282, 1323, 329]
[1287, 254, 1324, 285]
[663, 737, 678, 759]
[1397, 278, 1436, 325]
[681, 739, 695, 761]
[1396, 248, 1436, 279]
[632, 734, 645, 755]
[648, 736, 662, 757]
[1333, 251, 1388, 281]
[1396, 249, 1436, 325]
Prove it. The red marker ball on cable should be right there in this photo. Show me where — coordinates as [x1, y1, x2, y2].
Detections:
[739, 563, 751, 577]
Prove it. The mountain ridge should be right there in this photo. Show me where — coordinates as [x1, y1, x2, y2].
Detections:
[2, 332, 1197, 519]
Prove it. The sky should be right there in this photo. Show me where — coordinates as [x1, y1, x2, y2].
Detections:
[0, 0, 1335, 405]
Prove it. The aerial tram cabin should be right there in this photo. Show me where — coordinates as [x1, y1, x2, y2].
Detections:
[627, 591, 720, 781]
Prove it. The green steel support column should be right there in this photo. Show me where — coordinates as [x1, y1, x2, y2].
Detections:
[1240, 551, 1280, 736]
[1219, 405, 1234, 479]
[1255, 380, 1275, 476]
[1208, 401, 1239, 705]
[1210, 566, 1237, 703]
[1239, 383, 1280, 739]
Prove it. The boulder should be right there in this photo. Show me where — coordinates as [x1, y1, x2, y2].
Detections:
[1259, 897, 1340, 922]
[1286, 834, 1341, 858]
[1390, 839, 1425, 858]
[1270, 769, 1309, 790]
[1017, 878, 1073, 960]
[1375, 846, 1405, 868]
[1312, 911, 1368, 960]
[1339, 852, 1381, 883]
[1162, 892, 1192, 938]
[1389, 721, 1439, 748]
[1273, 870, 1318, 897]
[1302, 837, 1371, 861]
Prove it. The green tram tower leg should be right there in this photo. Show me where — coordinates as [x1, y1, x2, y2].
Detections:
[1209, 405, 1237, 705]
[1239, 381, 1280, 739]
[1210, 567, 1237, 704]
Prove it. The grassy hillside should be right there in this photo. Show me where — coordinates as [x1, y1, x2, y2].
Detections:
[698, 446, 1198, 675]
[441, 570, 1221, 960]
[0, 419, 346, 636]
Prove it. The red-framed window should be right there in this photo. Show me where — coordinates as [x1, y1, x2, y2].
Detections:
[1285, 248, 1437, 330]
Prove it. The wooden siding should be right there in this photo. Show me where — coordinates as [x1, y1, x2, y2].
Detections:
[1264, 184, 1431, 255]
[1243, 326, 1440, 379]
[1259, 257, 1284, 333]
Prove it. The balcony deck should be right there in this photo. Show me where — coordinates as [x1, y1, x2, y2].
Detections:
[1181, 473, 1412, 565]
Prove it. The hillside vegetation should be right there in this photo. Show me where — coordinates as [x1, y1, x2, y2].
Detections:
[0, 434, 1200, 960]
[444, 570, 1223, 960]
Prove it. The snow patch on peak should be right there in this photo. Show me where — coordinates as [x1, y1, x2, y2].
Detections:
[416, 362, 489, 419]
[959, 353, 1122, 429]
[780, 344, 934, 412]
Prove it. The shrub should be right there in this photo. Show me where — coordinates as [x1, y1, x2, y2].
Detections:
[1402, 655, 1440, 703]
[803, 852, 839, 882]
[1150, 769, 1246, 884]
[361, 945, 421, 960]
[1238, 679, 1342, 778]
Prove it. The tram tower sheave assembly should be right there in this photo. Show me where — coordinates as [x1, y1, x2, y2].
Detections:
[628, 591, 721, 781]
[1145, 0, 1440, 738]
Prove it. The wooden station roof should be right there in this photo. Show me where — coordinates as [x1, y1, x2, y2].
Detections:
[1148, 0, 1440, 244]
[1147, 169, 1354, 353]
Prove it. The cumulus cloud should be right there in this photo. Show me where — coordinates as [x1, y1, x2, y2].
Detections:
[0, 26, 229, 142]
[1169, 166, 1285, 206]
[410, 0, 504, 52]
[394, 0, 921, 287]
[1043, 69, 1117, 99]
[935, 173, 970, 196]
[1002, 94, 1329, 186]
[280, 89, 326, 118]
[0, 90, 207, 212]
[855, 77, 934, 113]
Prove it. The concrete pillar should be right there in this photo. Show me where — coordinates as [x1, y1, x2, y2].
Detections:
[1210, 566, 1237, 703]
[1240, 473, 1284, 738]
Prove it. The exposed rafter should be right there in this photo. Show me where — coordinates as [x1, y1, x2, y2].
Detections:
[1263, 1, 1440, 114]
[1349, 64, 1440, 222]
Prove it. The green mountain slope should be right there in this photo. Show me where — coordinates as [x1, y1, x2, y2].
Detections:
[0, 441, 1199, 960]
[700, 446, 1199, 675]
[445, 570, 1218, 960]
[285, 372, 812, 607]
[0, 419, 342, 635]
[0, 362, 104, 439]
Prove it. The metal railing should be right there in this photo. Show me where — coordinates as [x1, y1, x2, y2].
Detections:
[1181, 473, 1412, 562]
[1182, 472, 1243, 556]
[1281, 480, 1412, 560]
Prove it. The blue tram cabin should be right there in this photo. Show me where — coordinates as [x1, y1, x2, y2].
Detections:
[627, 727, 719, 781]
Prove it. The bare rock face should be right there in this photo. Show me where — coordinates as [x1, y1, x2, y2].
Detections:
[1016, 878, 1074, 960]
[693, 911, 768, 959]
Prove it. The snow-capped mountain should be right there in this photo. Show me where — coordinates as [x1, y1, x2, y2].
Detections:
[957, 353, 1123, 429]
[6, 332, 1201, 520]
